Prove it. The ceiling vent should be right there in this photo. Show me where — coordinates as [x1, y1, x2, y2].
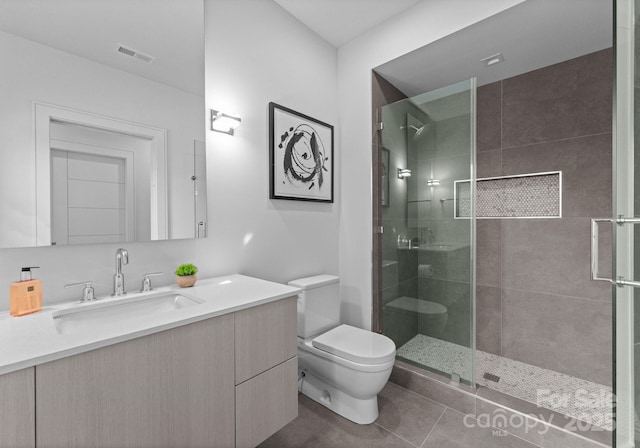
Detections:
[481, 52, 504, 67]
[116, 43, 157, 64]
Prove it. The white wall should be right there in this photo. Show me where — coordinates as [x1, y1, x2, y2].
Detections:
[0, 0, 525, 321]
[0, 0, 339, 310]
[337, 0, 525, 329]
[196, 0, 340, 285]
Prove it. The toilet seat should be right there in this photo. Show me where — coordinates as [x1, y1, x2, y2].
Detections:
[311, 324, 396, 364]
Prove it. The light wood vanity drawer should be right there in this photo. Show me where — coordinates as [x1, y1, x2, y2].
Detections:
[235, 357, 298, 448]
[234, 296, 297, 384]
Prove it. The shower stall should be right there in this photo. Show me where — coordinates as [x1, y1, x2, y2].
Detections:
[378, 79, 476, 386]
[372, 1, 621, 445]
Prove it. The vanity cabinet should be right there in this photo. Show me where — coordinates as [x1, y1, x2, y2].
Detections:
[30, 296, 297, 448]
[35, 314, 236, 448]
[235, 297, 297, 383]
[0, 367, 35, 448]
[234, 297, 298, 447]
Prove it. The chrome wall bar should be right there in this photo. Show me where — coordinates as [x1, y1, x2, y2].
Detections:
[591, 216, 640, 287]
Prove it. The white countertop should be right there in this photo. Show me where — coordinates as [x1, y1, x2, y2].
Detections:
[0, 274, 300, 376]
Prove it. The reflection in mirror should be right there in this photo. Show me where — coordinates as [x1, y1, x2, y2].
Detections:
[0, 0, 206, 248]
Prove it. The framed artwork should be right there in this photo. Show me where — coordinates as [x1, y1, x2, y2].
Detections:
[381, 148, 390, 207]
[269, 102, 334, 202]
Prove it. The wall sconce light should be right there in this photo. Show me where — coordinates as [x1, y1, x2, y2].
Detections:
[397, 168, 412, 179]
[426, 179, 441, 186]
[210, 109, 241, 135]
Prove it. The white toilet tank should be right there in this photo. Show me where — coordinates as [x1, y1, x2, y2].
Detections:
[289, 275, 340, 338]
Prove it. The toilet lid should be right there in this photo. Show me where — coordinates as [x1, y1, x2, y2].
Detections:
[312, 324, 396, 364]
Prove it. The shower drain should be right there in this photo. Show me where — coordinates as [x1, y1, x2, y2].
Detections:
[483, 372, 501, 383]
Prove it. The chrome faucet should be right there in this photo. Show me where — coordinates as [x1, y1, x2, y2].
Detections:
[140, 272, 163, 293]
[112, 248, 129, 296]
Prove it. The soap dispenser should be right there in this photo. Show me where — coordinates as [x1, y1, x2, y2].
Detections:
[10, 267, 42, 316]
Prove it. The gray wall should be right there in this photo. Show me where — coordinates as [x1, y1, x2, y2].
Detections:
[476, 48, 613, 386]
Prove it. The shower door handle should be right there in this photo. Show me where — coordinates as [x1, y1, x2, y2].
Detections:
[591, 217, 640, 288]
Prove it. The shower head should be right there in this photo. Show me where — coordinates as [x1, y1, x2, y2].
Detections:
[401, 124, 426, 136]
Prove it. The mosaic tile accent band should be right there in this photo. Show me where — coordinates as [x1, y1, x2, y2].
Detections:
[456, 172, 561, 218]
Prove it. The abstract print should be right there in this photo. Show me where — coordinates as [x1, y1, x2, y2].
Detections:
[270, 103, 333, 202]
[279, 124, 328, 191]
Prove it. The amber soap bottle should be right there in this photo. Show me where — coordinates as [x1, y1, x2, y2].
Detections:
[10, 267, 42, 317]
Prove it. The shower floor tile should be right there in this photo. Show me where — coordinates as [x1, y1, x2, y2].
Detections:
[397, 334, 613, 431]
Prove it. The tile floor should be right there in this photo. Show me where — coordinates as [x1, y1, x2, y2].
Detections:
[259, 382, 540, 448]
[397, 335, 612, 431]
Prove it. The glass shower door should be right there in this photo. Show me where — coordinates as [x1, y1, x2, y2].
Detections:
[614, 1, 639, 446]
[378, 79, 476, 385]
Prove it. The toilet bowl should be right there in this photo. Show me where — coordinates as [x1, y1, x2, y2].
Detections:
[289, 275, 396, 425]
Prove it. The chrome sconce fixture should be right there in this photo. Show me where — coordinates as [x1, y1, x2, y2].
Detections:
[397, 168, 412, 179]
[210, 109, 241, 135]
[426, 179, 441, 186]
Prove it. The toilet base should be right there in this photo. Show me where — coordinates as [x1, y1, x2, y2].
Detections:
[299, 369, 379, 424]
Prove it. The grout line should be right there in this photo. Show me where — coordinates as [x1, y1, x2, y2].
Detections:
[474, 386, 477, 416]
[444, 406, 545, 448]
[499, 131, 612, 152]
[385, 380, 469, 409]
[374, 422, 420, 448]
[499, 220, 504, 358]
[499, 286, 611, 304]
[418, 406, 447, 448]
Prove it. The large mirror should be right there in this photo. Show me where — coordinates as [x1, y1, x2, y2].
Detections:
[0, 0, 206, 248]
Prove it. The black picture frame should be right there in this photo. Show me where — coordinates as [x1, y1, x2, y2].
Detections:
[269, 102, 334, 203]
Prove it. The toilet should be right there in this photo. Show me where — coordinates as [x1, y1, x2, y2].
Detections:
[289, 274, 396, 425]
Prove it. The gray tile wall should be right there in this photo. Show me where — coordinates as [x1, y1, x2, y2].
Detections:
[476, 48, 613, 386]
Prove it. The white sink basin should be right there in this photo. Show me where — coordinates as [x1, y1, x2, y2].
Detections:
[52, 291, 204, 336]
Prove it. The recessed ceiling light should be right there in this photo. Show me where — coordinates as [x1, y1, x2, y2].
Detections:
[481, 52, 504, 67]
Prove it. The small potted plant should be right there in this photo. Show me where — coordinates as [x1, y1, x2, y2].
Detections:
[175, 263, 198, 288]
